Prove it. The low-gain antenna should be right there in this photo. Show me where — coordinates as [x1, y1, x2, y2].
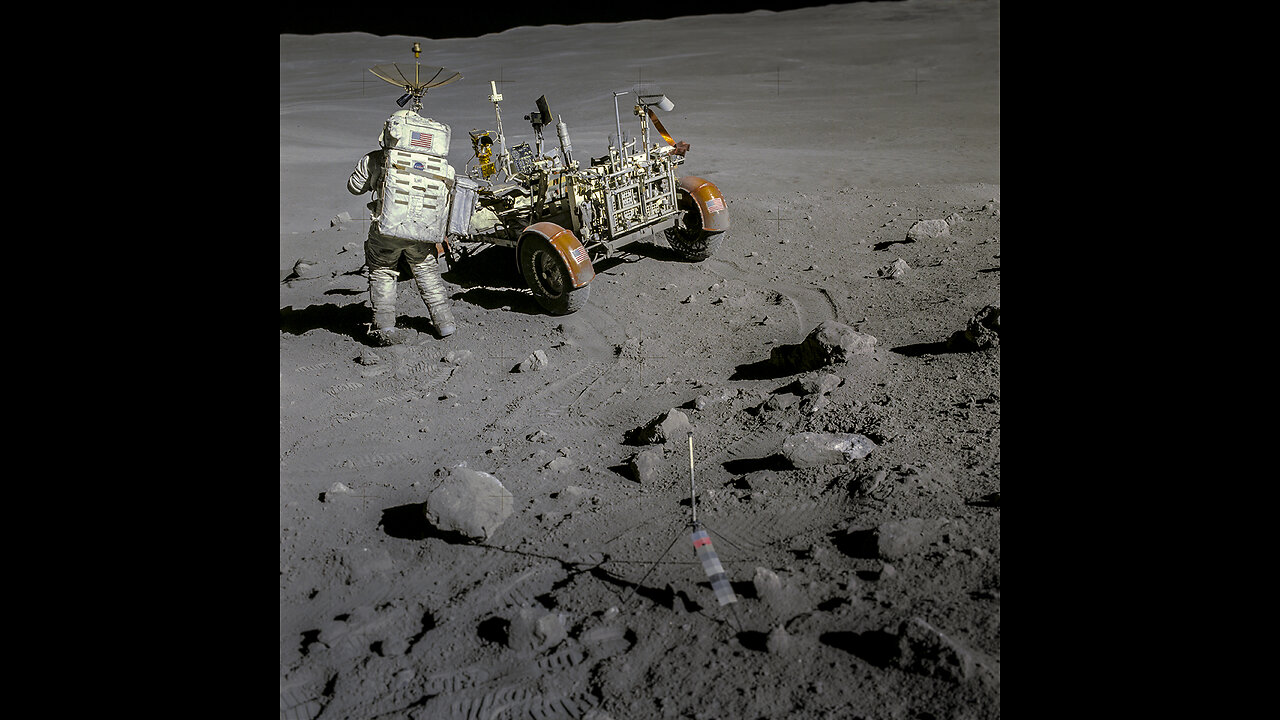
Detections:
[368, 42, 462, 113]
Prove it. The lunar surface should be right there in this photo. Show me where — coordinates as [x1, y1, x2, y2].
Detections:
[280, 2, 1000, 717]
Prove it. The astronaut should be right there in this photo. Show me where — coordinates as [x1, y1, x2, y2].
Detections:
[348, 110, 457, 345]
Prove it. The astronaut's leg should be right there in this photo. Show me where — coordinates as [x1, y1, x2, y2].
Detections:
[365, 234, 407, 345]
[406, 246, 455, 338]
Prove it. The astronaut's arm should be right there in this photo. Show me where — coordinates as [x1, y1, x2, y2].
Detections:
[347, 153, 373, 195]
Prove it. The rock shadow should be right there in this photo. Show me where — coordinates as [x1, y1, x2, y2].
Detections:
[890, 341, 953, 357]
[729, 358, 798, 381]
[477, 616, 509, 645]
[378, 503, 473, 544]
[723, 454, 790, 474]
[966, 492, 1001, 508]
[830, 527, 880, 559]
[872, 238, 914, 252]
[737, 630, 770, 652]
[818, 629, 900, 667]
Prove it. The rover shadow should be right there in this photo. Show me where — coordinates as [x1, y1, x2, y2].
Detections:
[616, 237, 683, 263]
[450, 286, 546, 315]
[441, 245, 523, 289]
[442, 245, 563, 315]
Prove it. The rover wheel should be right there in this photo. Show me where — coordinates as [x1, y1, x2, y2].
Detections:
[667, 198, 726, 261]
[666, 225, 726, 261]
[519, 235, 590, 315]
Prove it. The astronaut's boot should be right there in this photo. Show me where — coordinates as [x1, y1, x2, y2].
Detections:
[367, 266, 406, 346]
[411, 255, 456, 338]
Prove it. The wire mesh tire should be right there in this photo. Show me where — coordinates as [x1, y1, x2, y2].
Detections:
[667, 194, 727, 261]
[665, 226, 726, 261]
[519, 235, 590, 315]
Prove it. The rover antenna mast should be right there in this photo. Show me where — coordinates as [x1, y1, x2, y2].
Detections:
[489, 80, 512, 179]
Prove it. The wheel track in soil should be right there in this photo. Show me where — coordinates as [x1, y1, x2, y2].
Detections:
[280, 354, 459, 472]
[480, 302, 640, 443]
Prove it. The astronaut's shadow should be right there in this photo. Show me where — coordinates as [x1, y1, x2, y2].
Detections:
[279, 302, 372, 342]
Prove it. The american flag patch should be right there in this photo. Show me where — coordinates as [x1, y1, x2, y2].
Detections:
[570, 244, 588, 265]
[705, 197, 725, 213]
[411, 131, 433, 149]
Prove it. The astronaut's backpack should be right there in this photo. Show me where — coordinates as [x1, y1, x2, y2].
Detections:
[374, 111, 456, 243]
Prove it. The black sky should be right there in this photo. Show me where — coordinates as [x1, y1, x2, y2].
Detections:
[279, 1, 896, 38]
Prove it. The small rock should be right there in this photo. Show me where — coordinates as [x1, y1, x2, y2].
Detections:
[330, 211, 352, 226]
[443, 349, 473, 364]
[798, 393, 830, 415]
[557, 485, 590, 502]
[875, 517, 942, 561]
[766, 626, 793, 653]
[627, 409, 692, 445]
[762, 393, 801, 412]
[291, 258, 324, 279]
[798, 372, 842, 396]
[517, 350, 549, 372]
[693, 387, 734, 410]
[320, 482, 352, 502]
[627, 446, 667, 483]
[753, 567, 782, 598]
[544, 456, 575, 473]
[526, 429, 552, 443]
[877, 258, 910, 278]
[507, 607, 567, 652]
[682, 295, 695, 304]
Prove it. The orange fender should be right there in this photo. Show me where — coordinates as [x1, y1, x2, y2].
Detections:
[677, 176, 730, 233]
[518, 221, 595, 288]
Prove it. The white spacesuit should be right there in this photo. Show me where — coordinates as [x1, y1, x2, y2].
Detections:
[348, 109, 458, 345]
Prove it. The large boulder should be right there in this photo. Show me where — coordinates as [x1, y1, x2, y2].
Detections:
[781, 432, 877, 468]
[422, 466, 513, 542]
[906, 218, 950, 241]
[770, 321, 876, 372]
[895, 617, 999, 688]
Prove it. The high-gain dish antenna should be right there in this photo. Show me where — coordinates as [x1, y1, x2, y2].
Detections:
[368, 42, 461, 112]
